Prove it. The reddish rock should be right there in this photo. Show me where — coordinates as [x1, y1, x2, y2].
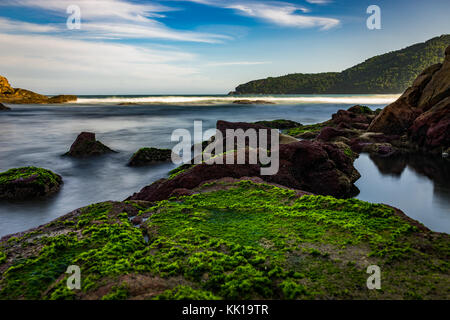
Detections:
[369, 45, 450, 153]
[128, 140, 360, 201]
[317, 127, 348, 142]
[65, 132, 115, 158]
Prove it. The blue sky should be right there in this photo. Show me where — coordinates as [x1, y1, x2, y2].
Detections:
[0, 0, 449, 94]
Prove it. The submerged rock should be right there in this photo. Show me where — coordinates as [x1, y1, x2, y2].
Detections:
[233, 100, 276, 105]
[64, 132, 115, 158]
[128, 148, 173, 166]
[47, 95, 77, 104]
[0, 167, 62, 200]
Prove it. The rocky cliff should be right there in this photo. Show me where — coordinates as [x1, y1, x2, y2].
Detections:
[368, 45, 450, 153]
[0, 75, 77, 104]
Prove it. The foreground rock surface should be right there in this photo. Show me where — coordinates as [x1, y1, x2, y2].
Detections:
[369, 45, 450, 153]
[0, 167, 62, 200]
[0, 180, 448, 300]
[65, 132, 115, 158]
[0, 75, 77, 104]
[128, 148, 173, 166]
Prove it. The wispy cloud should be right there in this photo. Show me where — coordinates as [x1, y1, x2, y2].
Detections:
[0, 32, 201, 94]
[178, 0, 340, 30]
[306, 0, 331, 4]
[206, 61, 270, 67]
[0, 0, 230, 43]
[0, 17, 59, 33]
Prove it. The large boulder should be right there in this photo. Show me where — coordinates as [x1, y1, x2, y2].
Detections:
[65, 132, 115, 158]
[128, 148, 173, 166]
[368, 46, 450, 153]
[128, 139, 360, 201]
[0, 167, 62, 200]
[0, 75, 77, 104]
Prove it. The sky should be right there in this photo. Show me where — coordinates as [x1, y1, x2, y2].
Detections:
[0, 0, 449, 95]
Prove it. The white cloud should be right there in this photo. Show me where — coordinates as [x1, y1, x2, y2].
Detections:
[306, 0, 331, 4]
[0, 17, 59, 33]
[179, 0, 340, 30]
[0, 32, 202, 94]
[206, 61, 270, 67]
[0, 0, 230, 43]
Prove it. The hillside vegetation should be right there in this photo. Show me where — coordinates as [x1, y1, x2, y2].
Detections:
[232, 35, 450, 94]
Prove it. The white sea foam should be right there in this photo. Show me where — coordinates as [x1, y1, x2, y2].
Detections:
[74, 94, 400, 105]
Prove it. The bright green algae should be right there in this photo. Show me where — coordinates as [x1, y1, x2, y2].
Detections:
[0, 167, 60, 187]
[0, 181, 448, 300]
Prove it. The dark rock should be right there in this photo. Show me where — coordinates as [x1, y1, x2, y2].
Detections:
[0, 103, 10, 111]
[128, 148, 173, 166]
[128, 140, 360, 202]
[317, 127, 348, 142]
[65, 132, 115, 158]
[0, 167, 62, 200]
[48, 95, 77, 103]
[232, 100, 275, 105]
[254, 119, 302, 129]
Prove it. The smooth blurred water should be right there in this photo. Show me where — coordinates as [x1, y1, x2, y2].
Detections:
[0, 100, 449, 236]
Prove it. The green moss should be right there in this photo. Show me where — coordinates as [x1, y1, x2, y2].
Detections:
[102, 284, 129, 300]
[0, 181, 448, 300]
[168, 163, 195, 179]
[0, 167, 61, 187]
[286, 123, 327, 137]
[154, 285, 220, 300]
[0, 250, 6, 264]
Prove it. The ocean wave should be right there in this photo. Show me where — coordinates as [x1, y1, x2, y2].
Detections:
[74, 94, 400, 105]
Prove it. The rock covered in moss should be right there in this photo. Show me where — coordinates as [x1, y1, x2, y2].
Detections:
[128, 147, 173, 166]
[65, 132, 115, 158]
[0, 167, 62, 200]
[0, 181, 448, 300]
[0, 103, 10, 111]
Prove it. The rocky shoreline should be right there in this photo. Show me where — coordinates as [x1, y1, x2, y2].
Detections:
[0, 46, 449, 300]
[0, 75, 77, 104]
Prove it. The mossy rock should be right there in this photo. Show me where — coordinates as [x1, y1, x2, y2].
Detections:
[128, 148, 173, 166]
[0, 181, 448, 300]
[0, 167, 62, 200]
